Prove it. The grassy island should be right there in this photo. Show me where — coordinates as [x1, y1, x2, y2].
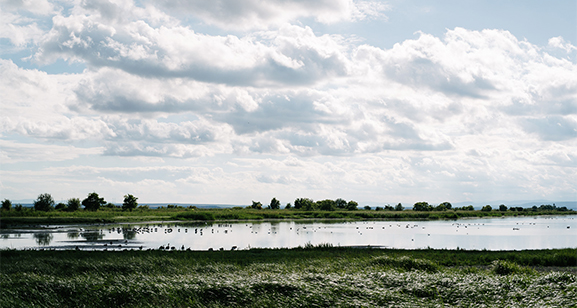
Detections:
[2, 206, 576, 227]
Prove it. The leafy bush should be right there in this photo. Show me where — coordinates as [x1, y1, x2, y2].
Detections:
[491, 260, 535, 275]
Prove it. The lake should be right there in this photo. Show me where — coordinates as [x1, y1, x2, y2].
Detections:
[1, 215, 576, 251]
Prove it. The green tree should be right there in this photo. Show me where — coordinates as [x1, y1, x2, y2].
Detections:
[317, 199, 336, 211]
[269, 197, 280, 210]
[55, 202, 67, 211]
[346, 200, 358, 211]
[67, 198, 80, 212]
[82, 192, 106, 211]
[251, 201, 262, 210]
[122, 194, 138, 211]
[2, 199, 12, 211]
[303, 199, 316, 211]
[413, 201, 430, 211]
[335, 198, 347, 209]
[34, 193, 55, 211]
[395, 203, 404, 211]
[435, 203, 448, 211]
[499, 204, 507, 211]
[285, 203, 292, 209]
[439, 202, 452, 210]
[481, 205, 492, 212]
[294, 198, 315, 210]
[364, 205, 372, 210]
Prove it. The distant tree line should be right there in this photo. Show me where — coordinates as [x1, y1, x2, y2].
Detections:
[248, 198, 361, 211]
[1, 195, 572, 213]
[409, 202, 571, 212]
[1, 192, 139, 212]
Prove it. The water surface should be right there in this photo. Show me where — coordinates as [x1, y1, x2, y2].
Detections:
[1, 215, 575, 251]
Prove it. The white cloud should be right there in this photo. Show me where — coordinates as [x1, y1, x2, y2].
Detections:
[35, 13, 350, 87]
[0, 0, 56, 16]
[0, 10, 45, 46]
[1, 1, 575, 204]
[0, 139, 103, 163]
[548, 36, 576, 53]
[157, 0, 389, 30]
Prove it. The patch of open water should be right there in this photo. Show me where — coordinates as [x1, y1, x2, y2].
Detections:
[1, 215, 576, 251]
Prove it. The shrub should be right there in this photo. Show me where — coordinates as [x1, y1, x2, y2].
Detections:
[34, 193, 55, 211]
[491, 260, 534, 275]
[2, 199, 12, 211]
[67, 198, 80, 212]
[55, 203, 67, 211]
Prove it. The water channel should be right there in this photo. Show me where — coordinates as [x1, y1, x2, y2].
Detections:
[1, 215, 576, 251]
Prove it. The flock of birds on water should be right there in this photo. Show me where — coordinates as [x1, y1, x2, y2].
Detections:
[9, 217, 575, 251]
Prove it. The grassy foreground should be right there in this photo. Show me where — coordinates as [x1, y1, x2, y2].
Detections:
[2, 207, 575, 227]
[1, 247, 576, 307]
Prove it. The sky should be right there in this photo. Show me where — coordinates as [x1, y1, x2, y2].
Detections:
[1, 0, 576, 206]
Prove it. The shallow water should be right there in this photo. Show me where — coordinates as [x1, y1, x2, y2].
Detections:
[1, 215, 576, 251]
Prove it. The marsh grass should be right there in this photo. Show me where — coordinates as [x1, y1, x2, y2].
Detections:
[2, 207, 575, 227]
[1, 247, 575, 307]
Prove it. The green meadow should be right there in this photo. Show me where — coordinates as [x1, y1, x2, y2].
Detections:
[2, 206, 575, 227]
[1, 247, 576, 307]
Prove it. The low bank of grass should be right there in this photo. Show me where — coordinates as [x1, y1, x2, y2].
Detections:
[2, 207, 575, 227]
[1, 247, 575, 307]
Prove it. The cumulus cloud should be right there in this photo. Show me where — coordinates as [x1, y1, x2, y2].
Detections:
[157, 0, 389, 30]
[0, 0, 56, 16]
[0, 10, 45, 46]
[35, 12, 349, 87]
[1, 1, 576, 203]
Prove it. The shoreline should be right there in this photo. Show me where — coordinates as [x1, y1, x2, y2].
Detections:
[2, 209, 576, 228]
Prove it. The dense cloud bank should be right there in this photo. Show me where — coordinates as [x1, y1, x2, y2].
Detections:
[1, 0, 575, 203]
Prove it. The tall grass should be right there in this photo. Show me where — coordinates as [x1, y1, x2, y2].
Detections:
[1, 248, 575, 307]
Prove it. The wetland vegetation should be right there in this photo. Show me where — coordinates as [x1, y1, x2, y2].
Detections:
[2, 194, 576, 306]
[1, 247, 576, 307]
[2, 193, 574, 227]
